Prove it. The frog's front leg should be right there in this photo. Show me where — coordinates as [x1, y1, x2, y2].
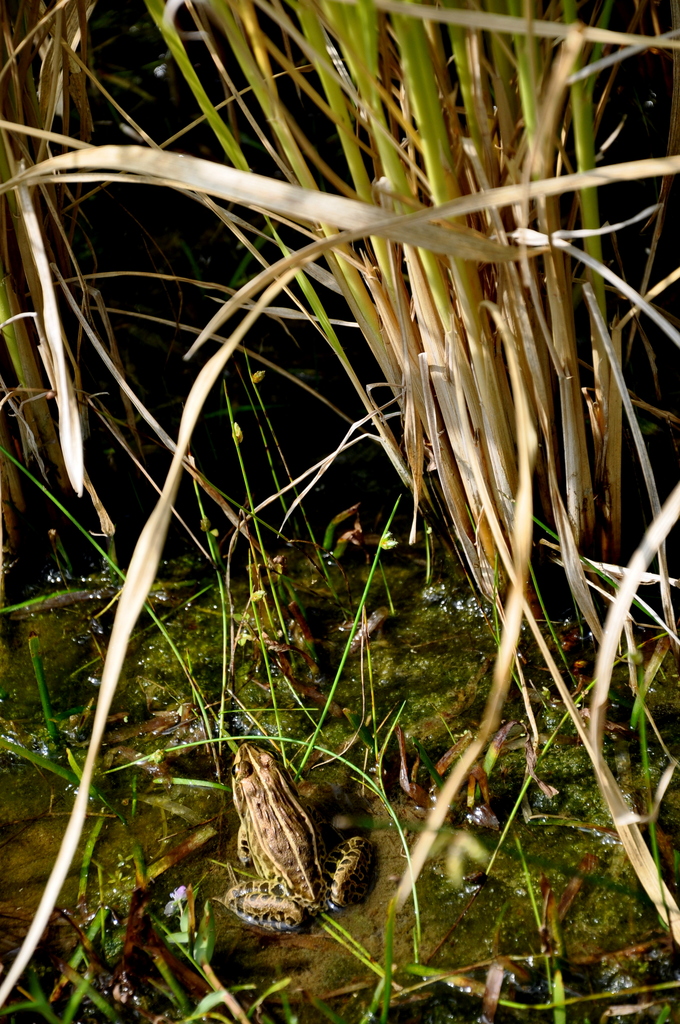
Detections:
[326, 836, 374, 908]
[224, 878, 307, 931]
[236, 824, 251, 866]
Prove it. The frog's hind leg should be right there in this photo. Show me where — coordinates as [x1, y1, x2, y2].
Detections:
[326, 836, 374, 908]
[222, 879, 307, 931]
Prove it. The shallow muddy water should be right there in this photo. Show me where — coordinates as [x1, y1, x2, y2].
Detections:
[0, 542, 678, 1022]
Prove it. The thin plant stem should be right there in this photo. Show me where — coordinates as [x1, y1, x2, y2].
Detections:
[77, 816, 105, 906]
[28, 633, 58, 741]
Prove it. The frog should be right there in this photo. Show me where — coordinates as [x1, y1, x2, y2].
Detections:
[223, 743, 373, 931]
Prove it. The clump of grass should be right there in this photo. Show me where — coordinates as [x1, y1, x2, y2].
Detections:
[153, 0, 675, 613]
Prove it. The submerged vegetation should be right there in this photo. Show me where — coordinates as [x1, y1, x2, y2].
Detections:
[1, 0, 680, 1019]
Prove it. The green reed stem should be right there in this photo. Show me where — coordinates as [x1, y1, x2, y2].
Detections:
[145, 0, 248, 169]
[61, 975, 94, 1024]
[552, 968, 566, 1024]
[309, 996, 350, 1024]
[506, 0, 538, 139]
[321, 916, 384, 977]
[636, 680, 669, 930]
[153, 954, 192, 1015]
[77, 816, 105, 905]
[28, 632, 58, 741]
[0, 277, 24, 383]
[424, 521, 432, 586]
[563, 0, 606, 314]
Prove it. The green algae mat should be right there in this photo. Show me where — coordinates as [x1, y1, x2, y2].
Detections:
[0, 542, 677, 1023]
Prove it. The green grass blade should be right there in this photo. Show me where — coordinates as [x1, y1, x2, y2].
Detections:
[29, 632, 58, 741]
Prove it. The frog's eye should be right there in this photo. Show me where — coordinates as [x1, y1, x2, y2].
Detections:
[234, 761, 253, 778]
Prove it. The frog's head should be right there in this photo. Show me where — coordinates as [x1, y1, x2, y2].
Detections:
[231, 743, 292, 813]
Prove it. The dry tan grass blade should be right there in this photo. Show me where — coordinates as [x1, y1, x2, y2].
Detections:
[332, 0, 680, 49]
[0, 118, 92, 151]
[10, 146, 680, 264]
[533, 600, 680, 943]
[583, 283, 677, 652]
[15, 183, 83, 496]
[9, 146, 515, 262]
[590, 481, 680, 774]
[10, 145, 680, 263]
[52, 267, 177, 453]
[581, 483, 680, 943]
[392, 156, 680, 223]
